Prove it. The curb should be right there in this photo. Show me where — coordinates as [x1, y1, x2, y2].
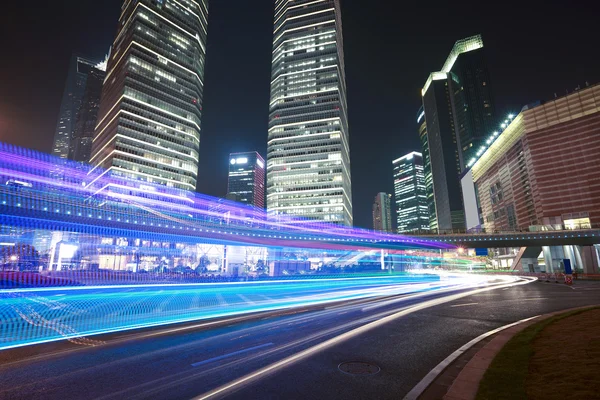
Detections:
[407, 305, 598, 400]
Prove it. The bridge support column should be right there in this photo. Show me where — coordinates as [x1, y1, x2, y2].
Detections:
[542, 246, 554, 273]
[576, 245, 600, 275]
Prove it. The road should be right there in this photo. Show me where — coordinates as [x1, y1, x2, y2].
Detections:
[0, 278, 599, 399]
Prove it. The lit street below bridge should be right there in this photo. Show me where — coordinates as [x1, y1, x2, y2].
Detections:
[2, 276, 599, 400]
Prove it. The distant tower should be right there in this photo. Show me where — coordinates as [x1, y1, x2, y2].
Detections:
[393, 152, 430, 233]
[372, 193, 393, 232]
[91, 0, 209, 192]
[417, 106, 437, 231]
[51, 55, 102, 159]
[267, 0, 353, 225]
[227, 152, 266, 208]
[70, 64, 106, 162]
[421, 34, 495, 230]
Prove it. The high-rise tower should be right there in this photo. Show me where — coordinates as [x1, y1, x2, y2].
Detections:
[393, 152, 430, 233]
[421, 34, 494, 231]
[372, 192, 393, 232]
[227, 152, 266, 208]
[52, 55, 102, 159]
[90, 0, 209, 192]
[267, 0, 352, 225]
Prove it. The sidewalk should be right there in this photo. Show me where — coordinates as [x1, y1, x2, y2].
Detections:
[417, 305, 599, 400]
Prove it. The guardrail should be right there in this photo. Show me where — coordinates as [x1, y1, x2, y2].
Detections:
[407, 224, 599, 236]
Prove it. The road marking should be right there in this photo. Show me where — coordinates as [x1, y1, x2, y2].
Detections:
[194, 277, 536, 400]
[402, 314, 540, 400]
[449, 302, 479, 308]
[238, 294, 256, 305]
[521, 297, 549, 301]
[191, 342, 274, 367]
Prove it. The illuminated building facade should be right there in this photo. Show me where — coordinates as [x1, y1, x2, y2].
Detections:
[393, 152, 430, 233]
[70, 65, 106, 162]
[417, 106, 436, 231]
[91, 0, 209, 192]
[372, 192, 392, 232]
[52, 55, 103, 159]
[267, 0, 353, 225]
[466, 84, 600, 231]
[227, 152, 266, 208]
[421, 35, 493, 231]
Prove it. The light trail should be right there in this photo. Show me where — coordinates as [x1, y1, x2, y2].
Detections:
[0, 274, 480, 350]
[194, 276, 535, 400]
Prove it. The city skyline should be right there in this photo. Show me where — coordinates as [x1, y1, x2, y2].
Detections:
[1, 0, 599, 228]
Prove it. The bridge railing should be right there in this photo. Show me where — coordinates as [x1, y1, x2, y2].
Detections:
[406, 223, 600, 237]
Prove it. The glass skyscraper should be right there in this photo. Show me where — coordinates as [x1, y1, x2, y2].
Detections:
[52, 55, 102, 159]
[417, 106, 437, 231]
[393, 152, 430, 233]
[227, 152, 266, 209]
[421, 34, 493, 231]
[70, 65, 106, 163]
[267, 0, 352, 225]
[91, 0, 209, 192]
[372, 192, 393, 232]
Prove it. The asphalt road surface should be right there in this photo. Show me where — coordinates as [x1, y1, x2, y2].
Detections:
[1, 278, 599, 400]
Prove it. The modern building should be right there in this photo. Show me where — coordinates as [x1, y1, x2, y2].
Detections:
[52, 55, 103, 159]
[70, 65, 106, 162]
[421, 35, 494, 231]
[90, 0, 209, 193]
[372, 192, 393, 232]
[417, 106, 436, 231]
[463, 83, 600, 232]
[393, 152, 430, 233]
[266, 0, 353, 225]
[227, 152, 266, 208]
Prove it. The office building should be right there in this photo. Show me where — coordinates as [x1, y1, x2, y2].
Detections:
[393, 152, 430, 233]
[463, 83, 600, 232]
[266, 0, 353, 225]
[70, 65, 106, 162]
[91, 0, 209, 192]
[227, 152, 266, 208]
[417, 106, 436, 231]
[52, 55, 103, 159]
[421, 35, 493, 230]
[372, 192, 392, 232]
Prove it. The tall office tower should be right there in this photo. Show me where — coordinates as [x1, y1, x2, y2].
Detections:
[372, 192, 393, 232]
[70, 65, 106, 162]
[421, 34, 492, 231]
[91, 0, 209, 192]
[267, 0, 353, 225]
[52, 55, 101, 159]
[417, 106, 437, 231]
[227, 152, 266, 208]
[393, 152, 430, 233]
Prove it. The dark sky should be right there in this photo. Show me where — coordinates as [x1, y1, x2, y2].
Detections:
[1, 0, 599, 229]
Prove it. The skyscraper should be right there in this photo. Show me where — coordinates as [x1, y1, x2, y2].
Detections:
[70, 65, 106, 162]
[372, 192, 393, 232]
[267, 0, 352, 225]
[393, 152, 430, 233]
[91, 0, 209, 192]
[421, 34, 493, 231]
[417, 106, 436, 231]
[227, 152, 266, 208]
[52, 55, 102, 159]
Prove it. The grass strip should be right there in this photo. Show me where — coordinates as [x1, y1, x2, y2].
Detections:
[476, 307, 599, 400]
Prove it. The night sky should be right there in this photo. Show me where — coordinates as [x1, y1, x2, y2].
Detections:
[1, 0, 598, 228]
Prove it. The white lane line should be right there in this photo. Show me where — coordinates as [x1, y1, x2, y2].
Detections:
[238, 294, 256, 305]
[216, 294, 227, 306]
[449, 302, 479, 308]
[402, 314, 540, 400]
[191, 343, 274, 367]
[194, 277, 536, 400]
